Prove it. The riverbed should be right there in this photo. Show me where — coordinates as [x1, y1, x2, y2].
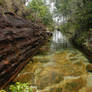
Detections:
[14, 47, 92, 92]
[14, 30, 92, 92]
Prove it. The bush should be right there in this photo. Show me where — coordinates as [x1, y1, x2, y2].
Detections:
[0, 82, 33, 92]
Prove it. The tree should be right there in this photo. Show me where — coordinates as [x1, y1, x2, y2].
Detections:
[55, 0, 92, 31]
[26, 0, 53, 27]
[75, 0, 92, 30]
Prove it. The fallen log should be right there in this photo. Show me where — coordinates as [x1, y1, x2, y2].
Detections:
[0, 12, 51, 89]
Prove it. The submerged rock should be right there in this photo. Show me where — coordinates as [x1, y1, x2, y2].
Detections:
[14, 49, 90, 92]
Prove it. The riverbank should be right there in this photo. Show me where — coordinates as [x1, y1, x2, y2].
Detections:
[72, 30, 92, 62]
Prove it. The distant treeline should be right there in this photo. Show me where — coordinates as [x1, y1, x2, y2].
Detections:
[55, 0, 92, 31]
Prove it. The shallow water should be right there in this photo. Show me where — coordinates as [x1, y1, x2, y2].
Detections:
[14, 30, 92, 92]
[14, 48, 92, 92]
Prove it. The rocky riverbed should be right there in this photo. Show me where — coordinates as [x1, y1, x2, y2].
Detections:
[14, 49, 92, 92]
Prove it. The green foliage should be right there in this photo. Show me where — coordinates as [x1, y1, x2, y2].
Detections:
[55, 0, 92, 31]
[60, 23, 72, 32]
[9, 82, 33, 92]
[55, 0, 70, 17]
[0, 82, 33, 92]
[75, 32, 88, 46]
[0, 0, 3, 5]
[75, 0, 92, 30]
[0, 90, 6, 92]
[26, 0, 53, 26]
[0, 0, 53, 28]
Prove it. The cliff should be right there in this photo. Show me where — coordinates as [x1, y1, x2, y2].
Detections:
[72, 31, 92, 62]
[0, 12, 51, 89]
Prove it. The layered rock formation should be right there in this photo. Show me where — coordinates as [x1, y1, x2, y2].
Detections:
[72, 31, 92, 62]
[0, 12, 51, 89]
[0, 0, 26, 16]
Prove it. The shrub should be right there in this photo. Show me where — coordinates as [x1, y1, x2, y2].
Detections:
[0, 82, 33, 92]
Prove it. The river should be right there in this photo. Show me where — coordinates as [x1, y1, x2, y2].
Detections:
[13, 30, 92, 92]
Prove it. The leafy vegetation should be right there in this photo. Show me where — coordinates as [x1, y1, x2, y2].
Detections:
[55, 0, 92, 31]
[0, 82, 33, 92]
[26, 0, 53, 27]
[0, 90, 6, 92]
[0, 0, 54, 29]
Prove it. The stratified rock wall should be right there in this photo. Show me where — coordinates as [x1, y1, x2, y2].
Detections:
[72, 31, 92, 62]
[0, 12, 50, 89]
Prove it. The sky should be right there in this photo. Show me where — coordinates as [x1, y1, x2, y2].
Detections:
[25, 0, 32, 6]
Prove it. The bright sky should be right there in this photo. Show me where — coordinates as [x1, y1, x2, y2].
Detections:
[25, 0, 32, 6]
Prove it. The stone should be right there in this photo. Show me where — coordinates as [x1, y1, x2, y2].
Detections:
[0, 12, 51, 89]
[86, 64, 92, 72]
[35, 67, 64, 90]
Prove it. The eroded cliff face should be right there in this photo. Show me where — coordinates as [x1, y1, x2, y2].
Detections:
[0, 0, 26, 16]
[0, 12, 51, 89]
[72, 31, 92, 62]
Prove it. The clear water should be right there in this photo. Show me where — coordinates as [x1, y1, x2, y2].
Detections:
[14, 29, 90, 91]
